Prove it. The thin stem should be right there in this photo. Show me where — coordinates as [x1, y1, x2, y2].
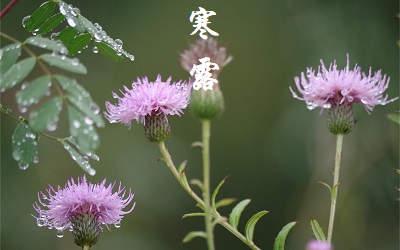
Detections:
[157, 141, 205, 207]
[201, 119, 215, 250]
[82, 246, 90, 250]
[0, 0, 19, 19]
[327, 134, 344, 243]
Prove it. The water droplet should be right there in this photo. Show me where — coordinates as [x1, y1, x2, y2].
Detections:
[94, 23, 102, 30]
[115, 39, 123, 47]
[83, 155, 89, 162]
[322, 103, 331, 109]
[71, 58, 79, 66]
[88, 168, 96, 176]
[33, 155, 39, 164]
[37, 219, 45, 227]
[89, 103, 100, 114]
[114, 222, 121, 228]
[47, 122, 57, 131]
[18, 105, 28, 113]
[12, 151, 22, 161]
[22, 16, 30, 27]
[56, 230, 64, 238]
[18, 163, 29, 170]
[72, 120, 81, 128]
[67, 17, 77, 27]
[71, 7, 80, 16]
[84, 117, 93, 125]
[50, 32, 60, 40]
[93, 46, 99, 54]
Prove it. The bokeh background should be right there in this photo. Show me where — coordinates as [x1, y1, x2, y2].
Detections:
[1, 0, 399, 249]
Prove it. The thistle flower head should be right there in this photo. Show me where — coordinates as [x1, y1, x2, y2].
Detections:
[104, 75, 190, 128]
[290, 54, 398, 113]
[180, 38, 233, 78]
[306, 240, 333, 250]
[33, 176, 135, 246]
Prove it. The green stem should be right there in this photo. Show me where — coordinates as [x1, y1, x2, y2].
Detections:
[82, 246, 90, 250]
[327, 134, 344, 243]
[201, 119, 215, 250]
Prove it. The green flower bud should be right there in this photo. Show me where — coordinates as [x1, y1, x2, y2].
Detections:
[71, 212, 100, 248]
[189, 88, 224, 120]
[144, 113, 171, 142]
[327, 103, 355, 135]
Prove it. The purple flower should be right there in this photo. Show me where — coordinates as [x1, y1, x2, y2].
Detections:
[33, 176, 134, 246]
[104, 75, 190, 128]
[306, 240, 333, 250]
[290, 54, 398, 113]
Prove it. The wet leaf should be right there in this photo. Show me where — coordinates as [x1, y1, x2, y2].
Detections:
[16, 76, 52, 108]
[244, 210, 268, 243]
[273, 222, 297, 250]
[25, 1, 56, 32]
[29, 97, 62, 132]
[229, 199, 251, 229]
[40, 53, 87, 74]
[38, 13, 65, 35]
[0, 43, 22, 74]
[12, 123, 38, 168]
[67, 136, 99, 161]
[56, 27, 78, 45]
[95, 42, 123, 62]
[68, 106, 100, 153]
[25, 36, 68, 54]
[77, 15, 96, 35]
[67, 34, 91, 55]
[310, 220, 326, 242]
[182, 231, 206, 243]
[0, 58, 36, 92]
[61, 141, 96, 176]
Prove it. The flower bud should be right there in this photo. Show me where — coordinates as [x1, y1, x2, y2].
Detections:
[189, 87, 224, 120]
[71, 212, 100, 248]
[327, 102, 354, 135]
[144, 113, 171, 142]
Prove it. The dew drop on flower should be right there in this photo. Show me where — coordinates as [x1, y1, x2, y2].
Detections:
[22, 16, 30, 28]
[56, 230, 64, 238]
[114, 222, 121, 228]
[93, 46, 99, 54]
[18, 163, 29, 170]
[67, 17, 77, 27]
[37, 219, 45, 227]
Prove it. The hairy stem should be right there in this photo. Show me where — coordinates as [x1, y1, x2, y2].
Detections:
[327, 134, 344, 243]
[201, 119, 215, 250]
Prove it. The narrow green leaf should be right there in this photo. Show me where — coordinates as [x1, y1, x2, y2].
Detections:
[388, 113, 400, 125]
[25, 1, 56, 32]
[67, 34, 91, 55]
[178, 160, 187, 173]
[40, 54, 87, 74]
[55, 75, 104, 127]
[76, 15, 97, 35]
[25, 36, 68, 54]
[68, 106, 100, 153]
[0, 58, 36, 92]
[229, 199, 251, 229]
[244, 210, 268, 243]
[38, 13, 65, 35]
[182, 213, 205, 219]
[56, 27, 78, 45]
[310, 220, 326, 241]
[179, 171, 190, 190]
[0, 43, 22, 74]
[12, 123, 38, 169]
[273, 222, 297, 250]
[182, 231, 207, 243]
[95, 42, 124, 62]
[215, 198, 236, 209]
[67, 136, 99, 161]
[29, 97, 62, 132]
[211, 177, 228, 208]
[16, 76, 52, 108]
[61, 141, 96, 176]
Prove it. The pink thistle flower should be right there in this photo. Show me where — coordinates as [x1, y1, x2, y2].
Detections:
[290, 54, 398, 113]
[33, 176, 134, 246]
[306, 240, 333, 250]
[104, 74, 190, 128]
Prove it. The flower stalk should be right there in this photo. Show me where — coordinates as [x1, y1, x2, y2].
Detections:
[327, 134, 344, 243]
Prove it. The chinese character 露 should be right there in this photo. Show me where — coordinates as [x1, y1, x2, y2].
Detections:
[190, 7, 219, 39]
[190, 57, 219, 90]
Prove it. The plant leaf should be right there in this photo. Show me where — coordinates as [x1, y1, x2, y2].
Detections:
[38, 13, 65, 35]
[245, 210, 268, 243]
[55, 75, 104, 127]
[310, 220, 326, 242]
[67, 34, 91, 55]
[182, 213, 205, 219]
[68, 106, 100, 153]
[56, 27, 78, 45]
[273, 222, 297, 250]
[12, 123, 38, 169]
[211, 177, 228, 208]
[25, 1, 56, 32]
[182, 231, 207, 243]
[16, 76, 52, 108]
[229, 199, 251, 229]
[29, 96, 62, 132]
[40, 53, 87, 74]
[61, 141, 96, 175]
[387, 113, 400, 125]
[215, 198, 236, 209]
[25, 36, 68, 54]
[67, 136, 99, 161]
[0, 57, 36, 92]
[0, 43, 22, 74]
[178, 160, 187, 173]
[95, 42, 124, 62]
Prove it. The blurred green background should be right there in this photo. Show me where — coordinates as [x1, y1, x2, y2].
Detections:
[1, 0, 398, 249]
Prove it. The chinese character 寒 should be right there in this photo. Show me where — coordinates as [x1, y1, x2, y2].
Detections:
[190, 57, 219, 90]
[190, 7, 219, 39]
